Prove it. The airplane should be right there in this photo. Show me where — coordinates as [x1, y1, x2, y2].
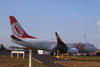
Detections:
[0, 44, 24, 51]
[66, 42, 97, 54]
[9, 16, 78, 54]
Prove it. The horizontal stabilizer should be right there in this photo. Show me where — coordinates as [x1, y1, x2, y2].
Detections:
[11, 35, 22, 41]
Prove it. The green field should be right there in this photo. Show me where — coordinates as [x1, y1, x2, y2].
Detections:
[33, 58, 46, 67]
[1, 55, 100, 67]
[57, 56, 100, 67]
[0, 55, 46, 67]
[58, 61, 100, 67]
[70, 56, 100, 62]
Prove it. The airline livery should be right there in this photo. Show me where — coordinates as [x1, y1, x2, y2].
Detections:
[66, 42, 97, 53]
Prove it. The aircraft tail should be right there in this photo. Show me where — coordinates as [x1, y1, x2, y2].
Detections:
[54, 32, 68, 53]
[55, 32, 63, 42]
[0, 44, 5, 50]
[9, 16, 37, 39]
[55, 32, 67, 47]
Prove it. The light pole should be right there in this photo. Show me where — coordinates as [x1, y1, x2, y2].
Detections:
[83, 34, 86, 44]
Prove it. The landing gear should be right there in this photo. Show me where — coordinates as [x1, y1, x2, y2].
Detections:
[50, 52, 56, 55]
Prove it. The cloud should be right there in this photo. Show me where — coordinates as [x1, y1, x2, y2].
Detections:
[72, 19, 79, 23]
[97, 21, 100, 26]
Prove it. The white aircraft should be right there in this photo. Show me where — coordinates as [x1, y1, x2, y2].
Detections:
[0, 44, 24, 51]
[66, 42, 97, 53]
[9, 16, 78, 54]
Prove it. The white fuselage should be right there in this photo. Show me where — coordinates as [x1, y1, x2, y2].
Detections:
[12, 38, 97, 53]
[12, 38, 57, 51]
[12, 38, 78, 54]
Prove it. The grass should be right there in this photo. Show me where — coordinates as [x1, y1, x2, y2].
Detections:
[70, 56, 100, 62]
[0, 55, 46, 67]
[1, 55, 100, 67]
[57, 56, 100, 67]
[58, 61, 100, 67]
[33, 59, 46, 67]
[0, 56, 28, 67]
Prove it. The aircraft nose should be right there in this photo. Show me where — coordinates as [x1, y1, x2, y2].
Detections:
[74, 48, 78, 53]
[94, 47, 98, 51]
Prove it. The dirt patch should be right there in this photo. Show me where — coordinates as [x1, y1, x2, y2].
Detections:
[0, 56, 28, 67]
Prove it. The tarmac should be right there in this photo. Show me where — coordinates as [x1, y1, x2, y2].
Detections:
[33, 54, 67, 67]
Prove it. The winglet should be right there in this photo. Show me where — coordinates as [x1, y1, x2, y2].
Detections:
[54, 32, 68, 53]
[55, 32, 62, 42]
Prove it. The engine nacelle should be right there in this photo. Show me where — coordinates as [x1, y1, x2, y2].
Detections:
[68, 48, 78, 54]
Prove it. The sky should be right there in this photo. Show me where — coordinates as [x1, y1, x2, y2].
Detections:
[0, 0, 100, 48]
